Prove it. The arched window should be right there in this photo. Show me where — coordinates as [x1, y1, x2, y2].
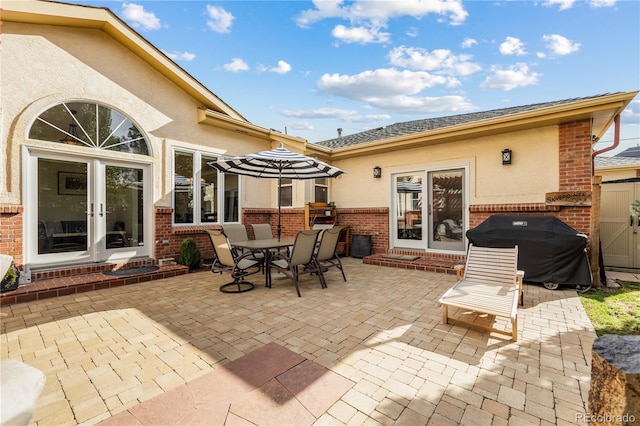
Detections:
[29, 101, 150, 155]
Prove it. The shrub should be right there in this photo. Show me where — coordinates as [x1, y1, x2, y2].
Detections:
[1, 262, 20, 293]
[178, 238, 201, 271]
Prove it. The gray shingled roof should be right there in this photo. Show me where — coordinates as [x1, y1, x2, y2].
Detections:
[594, 156, 640, 168]
[614, 146, 640, 158]
[314, 93, 620, 148]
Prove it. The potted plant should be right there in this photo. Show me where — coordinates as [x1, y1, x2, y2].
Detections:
[1, 261, 20, 293]
[178, 238, 202, 271]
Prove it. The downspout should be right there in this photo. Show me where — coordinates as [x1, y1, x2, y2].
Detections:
[591, 114, 621, 172]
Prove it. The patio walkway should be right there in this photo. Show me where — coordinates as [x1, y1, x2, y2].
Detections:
[1, 258, 597, 425]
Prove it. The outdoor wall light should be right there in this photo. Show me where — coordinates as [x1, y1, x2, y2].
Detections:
[373, 166, 382, 179]
[502, 148, 512, 165]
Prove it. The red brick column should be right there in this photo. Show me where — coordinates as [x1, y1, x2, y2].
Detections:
[0, 204, 24, 266]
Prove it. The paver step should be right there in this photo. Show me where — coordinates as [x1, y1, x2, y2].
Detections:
[0, 264, 189, 306]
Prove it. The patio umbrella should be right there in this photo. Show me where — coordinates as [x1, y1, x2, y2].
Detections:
[208, 144, 346, 240]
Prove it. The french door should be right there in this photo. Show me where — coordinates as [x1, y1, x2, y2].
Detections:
[393, 168, 466, 252]
[26, 152, 151, 267]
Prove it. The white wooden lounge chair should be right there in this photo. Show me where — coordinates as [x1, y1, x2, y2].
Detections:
[438, 244, 524, 341]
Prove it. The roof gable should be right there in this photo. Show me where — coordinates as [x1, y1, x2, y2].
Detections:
[2, 0, 245, 121]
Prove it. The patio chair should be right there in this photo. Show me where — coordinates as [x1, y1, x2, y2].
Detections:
[223, 223, 265, 267]
[251, 223, 274, 240]
[438, 244, 524, 341]
[207, 230, 260, 293]
[315, 226, 347, 283]
[268, 229, 323, 297]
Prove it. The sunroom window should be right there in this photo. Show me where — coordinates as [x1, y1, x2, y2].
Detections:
[174, 150, 238, 224]
[29, 101, 149, 155]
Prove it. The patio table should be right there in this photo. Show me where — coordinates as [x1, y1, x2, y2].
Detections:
[231, 237, 295, 288]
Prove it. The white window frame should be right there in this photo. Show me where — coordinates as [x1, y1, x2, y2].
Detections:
[314, 178, 329, 203]
[278, 178, 293, 208]
[389, 163, 469, 255]
[172, 148, 240, 225]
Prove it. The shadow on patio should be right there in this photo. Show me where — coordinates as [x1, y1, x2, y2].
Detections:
[0, 258, 596, 425]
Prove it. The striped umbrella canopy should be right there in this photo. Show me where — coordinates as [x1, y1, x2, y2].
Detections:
[208, 144, 346, 239]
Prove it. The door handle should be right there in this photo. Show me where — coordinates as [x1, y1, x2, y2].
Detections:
[99, 203, 113, 217]
[86, 203, 94, 217]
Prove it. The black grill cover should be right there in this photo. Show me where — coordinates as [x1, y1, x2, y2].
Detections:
[466, 216, 591, 285]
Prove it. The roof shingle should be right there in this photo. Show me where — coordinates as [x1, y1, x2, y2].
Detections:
[314, 93, 621, 148]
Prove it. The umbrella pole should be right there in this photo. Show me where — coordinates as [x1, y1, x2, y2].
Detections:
[277, 172, 282, 241]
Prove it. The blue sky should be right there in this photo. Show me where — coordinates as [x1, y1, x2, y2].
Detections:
[62, 0, 639, 153]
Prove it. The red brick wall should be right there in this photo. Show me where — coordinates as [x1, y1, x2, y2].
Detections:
[0, 205, 23, 266]
[558, 120, 593, 191]
[337, 208, 389, 254]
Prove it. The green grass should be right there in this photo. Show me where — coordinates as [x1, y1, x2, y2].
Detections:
[579, 281, 640, 336]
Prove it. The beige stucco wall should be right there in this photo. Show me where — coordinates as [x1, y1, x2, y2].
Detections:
[328, 127, 559, 208]
[1, 22, 273, 208]
[596, 168, 639, 182]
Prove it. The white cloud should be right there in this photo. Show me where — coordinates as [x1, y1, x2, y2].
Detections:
[281, 108, 390, 123]
[223, 58, 249, 72]
[332, 24, 391, 44]
[315, 68, 476, 113]
[295, 0, 468, 45]
[287, 121, 315, 131]
[206, 5, 234, 33]
[542, 34, 580, 55]
[542, 0, 575, 10]
[622, 99, 640, 123]
[461, 38, 477, 48]
[388, 46, 481, 77]
[317, 68, 449, 100]
[589, 0, 616, 7]
[258, 61, 292, 74]
[499, 37, 527, 56]
[164, 51, 196, 62]
[364, 95, 477, 114]
[270, 60, 292, 75]
[121, 3, 161, 31]
[480, 63, 540, 90]
[405, 27, 419, 38]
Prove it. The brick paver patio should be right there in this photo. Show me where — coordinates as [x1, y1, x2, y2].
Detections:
[1, 258, 597, 425]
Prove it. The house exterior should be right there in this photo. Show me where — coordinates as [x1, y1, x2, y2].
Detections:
[1, 0, 303, 277]
[1, 1, 637, 284]
[311, 93, 637, 271]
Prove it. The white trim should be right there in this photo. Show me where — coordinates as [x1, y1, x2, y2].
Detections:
[23, 146, 153, 269]
[389, 162, 469, 255]
[171, 147, 241, 226]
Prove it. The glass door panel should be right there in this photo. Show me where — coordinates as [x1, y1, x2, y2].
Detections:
[104, 165, 145, 252]
[36, 158, 92, 263]
[429, 169, 465, 251]
[395, 174, 423, 248]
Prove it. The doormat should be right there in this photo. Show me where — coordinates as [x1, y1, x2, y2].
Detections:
[382, 254, 420, 261]
[104, 265, 159, 276]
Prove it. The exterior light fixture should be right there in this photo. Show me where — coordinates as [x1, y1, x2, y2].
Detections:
[60, 110, 82, 145]
[373, 166, 382, 179]
[502, 148, 512, 165]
